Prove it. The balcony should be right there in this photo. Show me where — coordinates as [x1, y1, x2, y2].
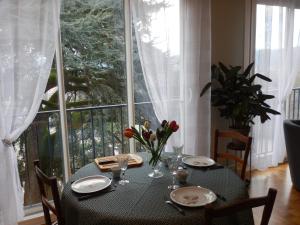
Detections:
[15, 102, 157, 210]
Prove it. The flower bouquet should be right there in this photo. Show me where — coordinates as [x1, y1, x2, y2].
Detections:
[124, 120, 179, 178]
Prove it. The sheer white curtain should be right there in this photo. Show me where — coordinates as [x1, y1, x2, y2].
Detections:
[132, 0, 211, 155]
[252, 0, 300, 169]
[0, 0, 59, 224]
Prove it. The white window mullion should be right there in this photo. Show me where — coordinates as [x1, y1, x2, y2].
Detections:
[124, 0, 136, 153]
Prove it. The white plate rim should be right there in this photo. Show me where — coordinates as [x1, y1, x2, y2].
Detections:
[71, 175, 112, 194]
[170, 186, 217, 207]
[182, 156, 215, 167]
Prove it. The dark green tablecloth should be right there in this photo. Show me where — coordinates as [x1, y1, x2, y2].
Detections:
[62, 153, 254, 225]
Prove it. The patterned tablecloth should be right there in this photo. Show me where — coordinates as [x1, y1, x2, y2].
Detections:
[62, 153, 254, 225]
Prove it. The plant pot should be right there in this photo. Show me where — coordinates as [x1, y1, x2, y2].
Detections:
[228, 127, 250, 150]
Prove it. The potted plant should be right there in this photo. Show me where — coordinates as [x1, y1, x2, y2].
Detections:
[200, 62, 280, 136]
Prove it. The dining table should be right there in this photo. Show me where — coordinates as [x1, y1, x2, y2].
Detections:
[61, 152, 254, 225]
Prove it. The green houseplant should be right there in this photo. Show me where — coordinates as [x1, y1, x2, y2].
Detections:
[200, 62, 280, 133]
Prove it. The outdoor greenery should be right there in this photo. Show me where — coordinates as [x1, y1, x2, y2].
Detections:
[16, 0, 162, 206]
[42, 0, 127, 110]
[201, 62, 281, 129]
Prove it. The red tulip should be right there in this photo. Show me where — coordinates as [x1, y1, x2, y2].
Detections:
[124, 128, 134, 138]
[169, 121, 179, 132]
[142, 130, 151, 140]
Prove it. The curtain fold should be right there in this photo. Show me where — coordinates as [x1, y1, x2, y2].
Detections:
[132, 0, 211, 155]
[257, 0, 300, 8]
[0, 0, 59, 224]
[252, 1, 300, 169]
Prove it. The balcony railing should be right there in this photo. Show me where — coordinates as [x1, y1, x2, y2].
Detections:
[15, 102, 157, 208]
[286, 88, 300, 120]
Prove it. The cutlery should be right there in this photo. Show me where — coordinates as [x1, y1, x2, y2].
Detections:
[164, 196, 185, 215]
[78, 188, 115, 201]
[206, 164, 224, 171]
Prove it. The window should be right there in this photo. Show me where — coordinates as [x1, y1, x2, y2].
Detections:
[15, 0, 159, 213]
[255, 4, 300, 120]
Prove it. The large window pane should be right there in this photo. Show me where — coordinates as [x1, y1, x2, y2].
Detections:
[132, 3, 162, 149]
[60, 0, 129, 172]
[16, 0, 166, 213]
[255, 5, 300, 119]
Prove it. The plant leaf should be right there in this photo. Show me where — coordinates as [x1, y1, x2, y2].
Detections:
[255, 73, 272, 82]
[264, 107, 281, 115]
[243, 62, 254, 76]
[219, 62, 229, 74]
[200, 82, 212, 96]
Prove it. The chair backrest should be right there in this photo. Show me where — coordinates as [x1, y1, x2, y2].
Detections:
[214, 129, 252, 180]
[205, 188, 277, 225]
[33, 160, 64, 225]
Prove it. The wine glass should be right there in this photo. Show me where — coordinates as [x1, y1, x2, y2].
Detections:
[117, 155, 129, 185]
[173, 145, 184, 162]
[167, 156, 180, 190]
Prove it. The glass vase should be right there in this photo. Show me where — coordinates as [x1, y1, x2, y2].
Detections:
[147, 147, 164, 178]
[148, 162, 163, 178]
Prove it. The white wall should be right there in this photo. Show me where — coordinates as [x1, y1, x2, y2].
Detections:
[211, 0, 246, 137]
[211, 0, 245, 66]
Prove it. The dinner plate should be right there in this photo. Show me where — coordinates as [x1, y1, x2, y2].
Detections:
[71, 175, 111, 194]
[170, 186, 217, 207]
[182, 156, 215, 167]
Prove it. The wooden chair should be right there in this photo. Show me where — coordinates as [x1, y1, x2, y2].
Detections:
[204, 188, 277, 225]
[33, 160, 64, 225]
[214, 129, 252, 180]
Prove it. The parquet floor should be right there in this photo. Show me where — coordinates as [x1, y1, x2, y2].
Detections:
[249, 164, 300, 225]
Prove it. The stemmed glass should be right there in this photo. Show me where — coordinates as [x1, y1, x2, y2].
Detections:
[167, 156, 180, 190]
[173, 145, 184, 162]
[117, 155, 129, 185]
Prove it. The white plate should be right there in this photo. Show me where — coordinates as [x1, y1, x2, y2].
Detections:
[182, 156, 215, 167]
[170, 186, 217, 207]
[71, 175, 111, 194]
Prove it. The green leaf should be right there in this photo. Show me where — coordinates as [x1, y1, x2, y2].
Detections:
[219, 62, 229, 74]
[242, 62, 254, 76]
[264, 107, 281, 115]
[255, 73, 272, 82]
[200, 82, 212, 96]
[250, 84, 262, 92]
[260, 94, 275, 100]
[230, 66, 242, 74]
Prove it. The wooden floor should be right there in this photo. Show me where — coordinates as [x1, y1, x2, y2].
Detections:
[249, 164, 300, 225]
[19, 164, 300, 225]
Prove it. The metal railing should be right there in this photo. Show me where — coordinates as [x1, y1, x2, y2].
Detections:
[16, 101, 157, 207]
[286, 88, 300, 120]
